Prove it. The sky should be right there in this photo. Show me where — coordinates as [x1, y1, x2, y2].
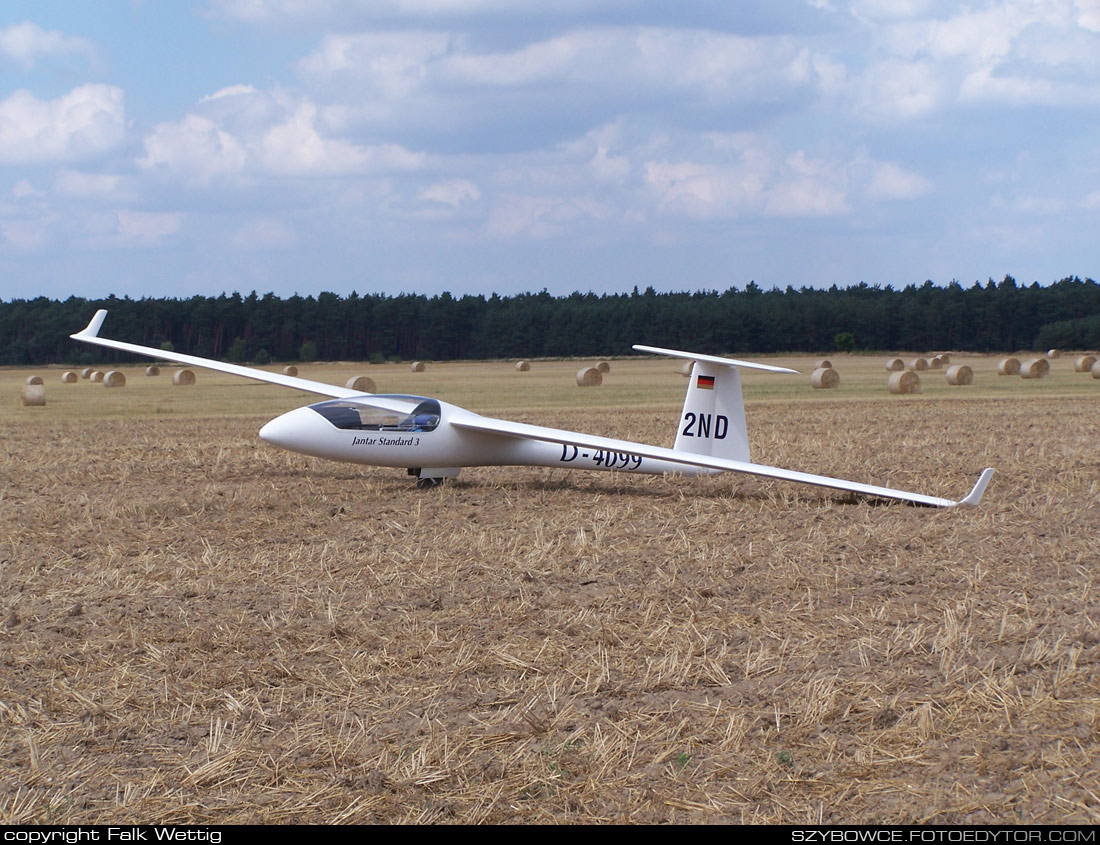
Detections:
[1, 0, 1098, 301]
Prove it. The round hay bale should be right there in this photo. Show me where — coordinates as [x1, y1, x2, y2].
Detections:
[997, 357, 1021, 375]
[25, 375, 44, 385]
[61, 371, 78, 384]
[411, 361, 426, 372]
[936, 353, 951, 365]
[1074, 355, 1096, 373]
[515, 361, 530, 371]
[345, 375, 376, 393]
[946, 364, 973, 385]
[90, 370, 104, 383]
[1092, 360, 1100, 379]
[1047, 348, 1061, 359]
[597, 361, 611, 373]
[1019, 358, 1049, 379]
[576, 367, 603, 387]
[888, 370, 921, 394]
[885, 357, 905, 372]
[20, 384, 46, 406]
[80, 367, 94, 380]
[103, 370, 126, 388]
[814, 359, 833, 370]
[909, 357, 929, 371]
[173, 369, 196, 386]
[810, 367, 840, 389]
[283, 365, 299, 377]
[929, 356, 944, 370]
[680, 361, 695, 377]
[145, 365, 160, 376]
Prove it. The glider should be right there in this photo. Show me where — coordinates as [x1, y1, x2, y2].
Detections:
[72, 310, 992, 507]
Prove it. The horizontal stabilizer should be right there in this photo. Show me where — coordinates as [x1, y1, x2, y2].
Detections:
[633, 344, 799, 374]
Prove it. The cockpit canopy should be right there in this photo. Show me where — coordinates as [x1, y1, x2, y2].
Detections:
[309, 396, 441, 433]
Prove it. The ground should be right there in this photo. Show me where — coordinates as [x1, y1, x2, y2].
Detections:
[1, 354, 1098, 823]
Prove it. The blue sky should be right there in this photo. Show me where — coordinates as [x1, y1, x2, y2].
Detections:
[1, 0, 1098, 301]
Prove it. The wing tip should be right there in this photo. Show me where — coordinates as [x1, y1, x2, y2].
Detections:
[71, 309, 108, 340]
[957, 468, 994, 507]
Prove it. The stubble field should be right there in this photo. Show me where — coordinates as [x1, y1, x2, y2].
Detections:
[2, 353, 1098, 824]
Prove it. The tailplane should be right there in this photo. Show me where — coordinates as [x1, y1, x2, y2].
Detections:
[633, 345, 799, 464]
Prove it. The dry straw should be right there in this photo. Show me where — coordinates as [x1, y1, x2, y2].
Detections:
[515, 361, 530, 371]
[20, 384, 45, 406]
[885, 357, 905, 372]
[103, 371, 126, 388]
[411, 361, 426, 372]
[173, 369, 196, 386]
[25, 375, 44, 385]
[146, 365, 160, 376]
[61, 371, 77, 383]
[576, 367, 603, 387]
[345, 376, 376, 392]
[1074, 355, 1096, 373]
[888, 370, 921, 394]
[810, 367, 840, 389]
[998, 357, 1021, 375]
[945, 364, 973, 385]
[1020, 358, 1049, 379]
[909, 357, 929, 371]
[283, 365, 299, 376]
[90, 370, 104, 382]
[597, 361, 611, 373]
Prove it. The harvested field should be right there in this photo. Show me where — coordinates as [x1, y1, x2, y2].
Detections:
[2, 355, 1098, 824]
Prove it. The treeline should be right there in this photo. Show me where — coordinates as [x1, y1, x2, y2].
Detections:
[3, 276, 1099, 366]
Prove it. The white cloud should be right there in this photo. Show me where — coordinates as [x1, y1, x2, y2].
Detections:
[0, 21, 97, 70]
[299, 31, 451, 98]
[140, 114, 248, 186]
[0, 85, 125, 164]
[1079, 0, 1100, 31]
[199, 84, 259, 103]
[1, 219, 50, 251]
[420, 179, 480, 207]
[54, 170, 137, 202]
[486, 193, 610, 238]
[866, 161, 931, 200]
[139, 94, 424, 183]
[231, 218, 296, 249]
[210, 0, 618, 23]
[12, 180, 42, 199]
[115, 210, 181, 244]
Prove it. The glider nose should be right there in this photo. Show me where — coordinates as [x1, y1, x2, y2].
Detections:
[259, 406, 325, 453]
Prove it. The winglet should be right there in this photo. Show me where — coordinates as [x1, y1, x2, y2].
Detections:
[958, 468, 994, 507]
[71, 309, 108, 340]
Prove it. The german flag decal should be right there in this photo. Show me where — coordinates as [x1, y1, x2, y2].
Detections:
[696, 374, 715, 390]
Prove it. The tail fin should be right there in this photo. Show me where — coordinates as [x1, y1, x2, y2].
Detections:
[633, 345, 799, 464]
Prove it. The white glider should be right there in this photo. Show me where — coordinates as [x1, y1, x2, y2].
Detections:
[72, 310, 992, 507]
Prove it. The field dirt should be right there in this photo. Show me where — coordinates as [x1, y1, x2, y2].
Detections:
[2, 358, 1099, 824]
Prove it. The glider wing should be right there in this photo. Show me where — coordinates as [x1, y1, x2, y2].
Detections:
[451, 411, 993, 508]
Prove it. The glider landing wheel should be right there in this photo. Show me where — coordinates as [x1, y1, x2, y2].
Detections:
[416, 477, 445, 490]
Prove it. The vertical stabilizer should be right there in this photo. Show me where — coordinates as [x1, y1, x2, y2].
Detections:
[674, 363, 750, 462]
[633, 344, 800, 466]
